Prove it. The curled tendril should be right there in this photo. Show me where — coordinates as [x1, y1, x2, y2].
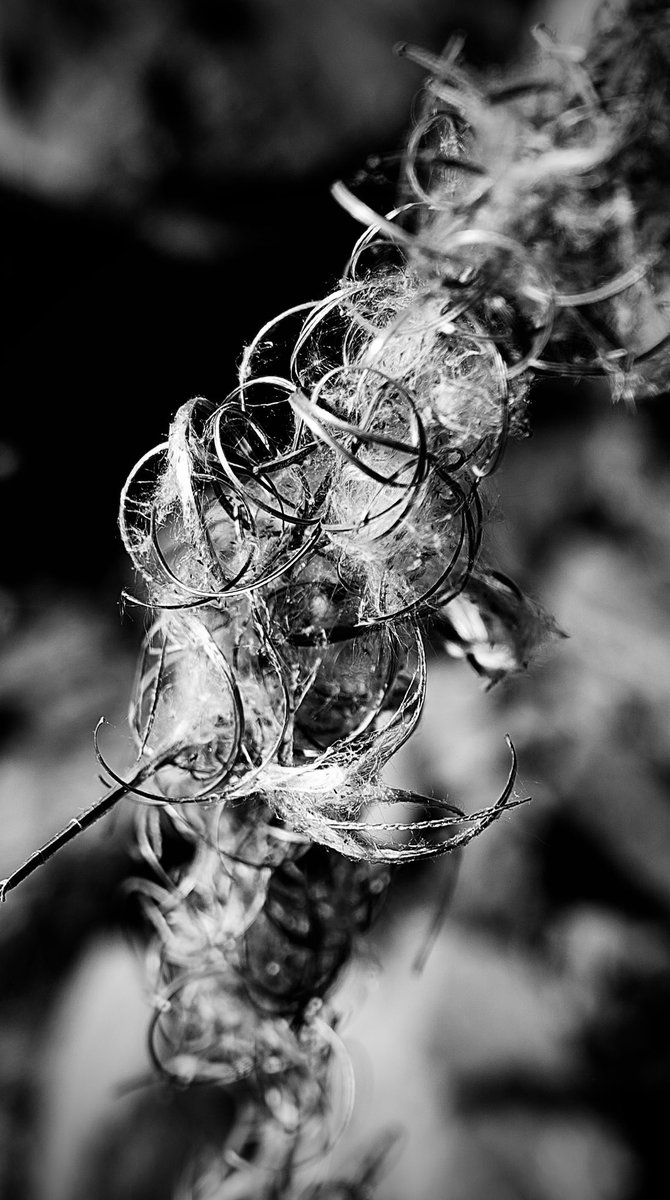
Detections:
[113, 93, 538, 1173]
[8, 14, 670, 1197]
[115, 17, 670, 1198]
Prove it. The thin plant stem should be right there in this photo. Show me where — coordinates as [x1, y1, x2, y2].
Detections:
[0, 751, 174, 902]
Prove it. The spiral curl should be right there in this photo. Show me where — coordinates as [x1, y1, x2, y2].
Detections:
[113, 13, 670, 1195]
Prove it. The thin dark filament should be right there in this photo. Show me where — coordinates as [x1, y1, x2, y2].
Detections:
[0, 752, 175, 901]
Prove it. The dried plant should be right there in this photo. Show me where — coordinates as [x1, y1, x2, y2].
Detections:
[3, 3, 670, 1195]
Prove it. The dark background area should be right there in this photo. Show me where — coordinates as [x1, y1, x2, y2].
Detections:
[0, 0, 534, 594]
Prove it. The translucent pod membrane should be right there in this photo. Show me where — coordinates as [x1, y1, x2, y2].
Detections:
[436, 570, 565, 687]
[267, 577, 398, 760]
[128, 602, 289, 802]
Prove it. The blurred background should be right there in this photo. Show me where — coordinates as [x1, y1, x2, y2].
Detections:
[3, 0, 670, 1198]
